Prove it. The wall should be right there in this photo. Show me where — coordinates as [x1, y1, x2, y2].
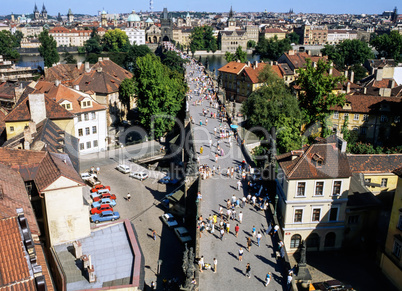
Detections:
[52, 118, 76, 137]
[44, 178, 90, 246]
[75, 110, 107, 154]
[6, 120, 29, 139]
[363, 173, 398, 194]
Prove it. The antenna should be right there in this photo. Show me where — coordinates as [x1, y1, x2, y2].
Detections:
[149, 0, 153, 15]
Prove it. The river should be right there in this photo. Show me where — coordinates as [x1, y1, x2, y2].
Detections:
[17, 54, 86, 69]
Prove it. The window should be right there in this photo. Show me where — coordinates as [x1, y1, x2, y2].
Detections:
[354, 114, 359, 120]
[79, 143, 84, 150]
[290, 234, 301, 248]
[380, 115, 388, 122]
[312, 209, 321, 222]
[78, 129, 83, 136]
[329, 207, 339, 221]
[91, 112, 96, 119]
[393, 240, 402, 258]
[398, 214, 402, 230]
[84, 113, 89, 121]
[364, 178, 371, 184]
[324, 232, 336, 247]
[333, 181, 342, 196]
[78, 114, 82, 122]
[294, 209, 303, 223]
[93, 140, 98, 147]
[10, 126, 14, 132]
[343, 113, 349, 120]
[92, 126, 97, 134]
[333, 111, 339, 119]
[348, 215, 359, 224]
[363, 114, 369, 121]
[315, 182, 324, 196]
[297, 182, 306, 197]
[62, 103, 71, 110]
[381, 178, 388, 187]
[85, 127, 90, 135]
[86, 141, 91, 149]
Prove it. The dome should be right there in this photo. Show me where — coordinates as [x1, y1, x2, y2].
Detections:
[145, 17, 154, 23]
[127, 10, 141, 22]
[101, 10, 107, 15]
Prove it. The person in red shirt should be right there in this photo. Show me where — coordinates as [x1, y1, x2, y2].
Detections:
[235, 224, 240, 237]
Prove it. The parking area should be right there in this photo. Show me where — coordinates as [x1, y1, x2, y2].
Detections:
[84, 161, 187, 288]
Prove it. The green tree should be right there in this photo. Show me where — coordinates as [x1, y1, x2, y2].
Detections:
[102, 29, 130, 52]
[134, 54, 187, 138]
[321, 39, 373, 69]
[160, 50, 188, 75]
[286, 32, 300, 44]
[247, 40, 256, 48]
[254, 35, 292, 61]
[370, 31, 402, 62]
[203, 26, 217, 52]
[124, 44, 152, 71]
[224, 46, 247, 63]
[241, 65, 302, 153]
[189, 26, 217, 53]
[119, 78, 136, 110]
[350, 64, 368, 82]
[84, 38, 102, 54]
[62, 51, 77, 64]
[0, 30, 20, 60]
[38, 29, 59, 67]
[296, 59, 346, 132]
[13, 31, 24, 47]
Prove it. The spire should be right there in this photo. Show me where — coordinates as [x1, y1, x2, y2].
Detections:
[42, 3, 47, 13]
[229, 6, 234, 18]
[34, 3, 39, 13]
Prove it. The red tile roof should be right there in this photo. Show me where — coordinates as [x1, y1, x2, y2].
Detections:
[347, 154, 402, 173]
[4, 93, 74, 122]
[218, 61, 247, 74]
[277, 143, 351, 180]
[42, 63, 84, 86]
[271, 65, 284, 79]
[262, 28, 286, 34]
[243, 63, 268, 83]
[282, 52, 328, 70]
[331, 95, 402, 113]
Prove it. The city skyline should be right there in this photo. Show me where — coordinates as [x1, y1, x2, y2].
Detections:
[1, 0, 399, 16]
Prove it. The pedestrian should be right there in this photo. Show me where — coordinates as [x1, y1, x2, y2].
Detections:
[213, 214, 217, 225]
[214, 127, 217, 136]
[266, 223, 272, 235]
[232, 208, 236, 220]
[235, 224, 240, 237]
[205, 118, 208, 126]
[200, 146, 203, 154]
[245, 263, 251, 278]
[241, 196, 246, 208]
[199, 120, 202, 126]
[273, 224, 279, 236]
[239, 211, 243, 224]
[247, 237, 252, 252]
[252, 225, 256, 238]
[231, 167, 234, 178]
[252, 195, 257, 206]
[197, 191, 202, 201]
[126, 193, 131, 201]
[287, 273, 292, 290]
[238, 247, 243, 261]
[278, 240, 284, 250]
[209, 138, 212, 147]
[199, 256, 204, 272]
[152, 230, 157, 240]
[265, 272, 271, 287]
[220, 228, 224, 240]
[237, 180, 241, 191]
[226, 222, 230, 234]
[213, 258, 217, 273]
[219, 206, 223, 218]
[226, 208, 231, 220]
[257, 231, 262, 247]
[231, 194, 237, 204]
[215, 154, 218, 163]
[96, 166, 100, 174]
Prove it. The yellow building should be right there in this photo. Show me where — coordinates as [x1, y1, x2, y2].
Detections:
[261, 27, 287, 40]
[379, 166, 402, 290]
[4, 93, 75, 140]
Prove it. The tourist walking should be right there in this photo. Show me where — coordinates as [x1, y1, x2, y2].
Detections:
[265, 272, 271, 286]
[257, 231, 262, 247]
[239, 211, 243, 224]
[199, 256, 204, 273]
[220, 228, 224, 240]
[235, 224, 240, 237]
[245, 263, 251, 278]
[237, 180, 241, 191]
[238, 247, 243, 261]
[152, 230, 157, 241]
[213, 258, 217, 273]
[247, 237, 252, 252]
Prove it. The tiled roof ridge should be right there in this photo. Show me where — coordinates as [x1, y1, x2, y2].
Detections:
[287, 144, 314, 178]
[347, 153, 402, 156]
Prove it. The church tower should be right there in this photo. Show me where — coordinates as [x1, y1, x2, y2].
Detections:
[227, 6, 236, 30]
[68, 8, 74, 23]
[41, 4, 48, 21]
[101, 10, 108, 27]
[185, 12, 191, 27]
[34, 4, 40, 20]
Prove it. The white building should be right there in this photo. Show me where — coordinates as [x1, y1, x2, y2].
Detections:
[124, 10, 145, 45]
[327, 30, 358, 44]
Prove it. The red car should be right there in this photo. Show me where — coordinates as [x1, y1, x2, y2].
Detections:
[90, 204, 114, 214]
[93, 193, 117, 202]
[90, 184, 111, 193]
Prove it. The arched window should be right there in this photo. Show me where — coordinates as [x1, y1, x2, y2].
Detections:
[290, 234, 302, 248]
[324, 232, 336, 247]
[306, 233, 320, 248]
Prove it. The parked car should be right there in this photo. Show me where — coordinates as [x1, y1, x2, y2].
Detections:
[174, 226, 192, 244]
[129, 171, 149, 181]
[81, 172, 97, 181]
[90, 188, 110, 198]
[312, 280, 354, 291]
[90, 185, 111, 193]
[91, 210, 120, 224]
[90, 204, 113, 215]
[116, 164, 131, 174]
[160, 213, 178, 228]
[158, 175, 180, 184]
[91, 198, 117, 208]
[92, 193, 117, 202]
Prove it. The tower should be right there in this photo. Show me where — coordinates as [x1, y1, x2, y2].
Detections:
[34, 4, 40, 20]
[185, 12, 191, 27]
[41, 4, 47, 20]
[11, 12, 15, 23]
[227, 6, 236, 30]
[101, 9, 107, 27]
[149, 0, 153, 15]
[160, 8, 173, 42]
[68, 8, 74, 23]
[392, 7, 398, 23]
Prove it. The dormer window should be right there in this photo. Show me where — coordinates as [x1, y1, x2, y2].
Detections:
[342, 102, 351, 110]
[81, 100, 92, 108]
[61, 101, 72, 110]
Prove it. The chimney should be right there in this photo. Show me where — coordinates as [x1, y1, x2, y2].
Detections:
[247, 61, 251, 67]
[74, 85, 80, 91]
[85, 62, 90, 72]
[375, 68, 383, 81]
[350, 70, 354, 83]
[391, 80, 395, 88]
[73, 241, 82, 258]
[329, 62, 333, 75]
[363, 87, 367, 94]
[28, 120, 37, 135]
[346, 82, 351, 94]
[255, 61, 258, 68]
[23, 126, 32, 150]
[82, 255, 90, 269]
[291, 150, 303, 160]
[344, 70, 348, 79]
[55, 80, 61, 87]
[28, 94, 46, 124]
[98, 57, 103, 62]
[96, 66, 103, 72]
[307, 50, 311, 56]
[288, 50, 295, 55]
[336, 136, 347, 153]
[77, 61, 82, 69]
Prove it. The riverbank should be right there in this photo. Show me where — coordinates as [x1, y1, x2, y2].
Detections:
[193, 49, 254, 56]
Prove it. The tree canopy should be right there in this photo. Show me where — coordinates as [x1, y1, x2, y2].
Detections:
[189, 26, 217, 53]
[38, 29, 59, 67]
[241, 65, 302, 153]
[102, 29, 130, 52]
[321, 39, 373, 69]
[0, 30, 20, 60]
[286, 32, 300, 44]
[119, 78, 136, 111]
[134, 54, 187, 138]
[370, 31, 402, 62]
[124, 44, 152, 71]
[296, 59, 346, 132]
[160, 50, 188, 75]
[224, 46, 247, 63]
[253, 35, 292, 61]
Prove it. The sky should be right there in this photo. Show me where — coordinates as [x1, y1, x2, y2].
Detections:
[1, 0, 398, 16]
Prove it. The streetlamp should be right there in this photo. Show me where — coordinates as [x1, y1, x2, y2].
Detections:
[274, 193, 279, 216]
[157, 259, 163, 276]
